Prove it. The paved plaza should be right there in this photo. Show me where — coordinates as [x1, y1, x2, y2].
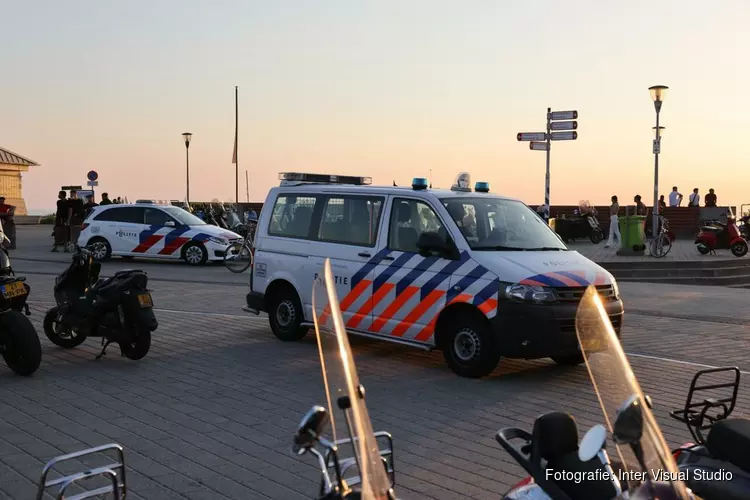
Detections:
[1, 226, 749, 499]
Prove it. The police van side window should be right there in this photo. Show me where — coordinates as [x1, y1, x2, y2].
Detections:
[318, 196, 383, 247]
[267, 195, 319, 239]
[388, 198, 446, 253]
[94, 207, 145, 223]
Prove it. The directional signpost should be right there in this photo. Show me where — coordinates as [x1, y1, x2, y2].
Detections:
[517, 108, 579, 221]
[86, 170, 99, 198]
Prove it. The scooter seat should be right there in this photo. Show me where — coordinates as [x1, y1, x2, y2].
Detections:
[706, 418, 750, 473]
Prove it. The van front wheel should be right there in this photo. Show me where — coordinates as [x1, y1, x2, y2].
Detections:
[441, 315, 500, 378]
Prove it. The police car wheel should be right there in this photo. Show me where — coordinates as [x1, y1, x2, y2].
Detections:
[268, 291, 308, 341]
[551, 353, 584, 366]
[183, 242, 208, 266]
[441, 316, 500, 378]
[88, 237, 111, 261]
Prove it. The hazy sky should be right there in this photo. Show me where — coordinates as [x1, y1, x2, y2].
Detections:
[1, 0, 747, 213]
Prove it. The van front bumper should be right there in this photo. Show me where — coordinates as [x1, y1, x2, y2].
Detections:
[243, 291, 266, 314]
[490, 299, 624, 359]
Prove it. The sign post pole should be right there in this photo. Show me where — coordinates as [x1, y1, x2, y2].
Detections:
[544, 107, 552, 222]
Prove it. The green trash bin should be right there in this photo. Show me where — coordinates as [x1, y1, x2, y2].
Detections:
[618, 215, 647, 254]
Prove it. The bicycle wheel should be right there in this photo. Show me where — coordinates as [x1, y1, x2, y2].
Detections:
[649, 234, 672, 258]
[224, 241, 253, 273]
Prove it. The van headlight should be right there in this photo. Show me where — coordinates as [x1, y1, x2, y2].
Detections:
[208, 236, 229, 246]
[504, 283, 556, 304]
[611, 279, 620, 300]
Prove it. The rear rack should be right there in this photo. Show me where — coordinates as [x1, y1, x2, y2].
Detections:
[36, 443, 126, 500]
[323, 431, 395, 489]
[669, 367, 740, 444]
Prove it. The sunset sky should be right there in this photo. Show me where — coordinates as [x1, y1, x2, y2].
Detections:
[1, 0, 747, 214]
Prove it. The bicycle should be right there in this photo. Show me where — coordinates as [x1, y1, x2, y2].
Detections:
[224, 220, 257, 273]
[649, 215, 674, 258]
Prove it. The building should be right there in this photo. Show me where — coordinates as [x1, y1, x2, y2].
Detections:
[0, 146, 38, 215]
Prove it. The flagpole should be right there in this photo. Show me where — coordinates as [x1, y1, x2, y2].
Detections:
[234, 86, 239, 203]
[245, 170, 249, 202]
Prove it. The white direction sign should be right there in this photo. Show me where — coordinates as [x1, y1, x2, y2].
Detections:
[529, 142, 548, 151]
[548, 110, 578, 121]
[550, 131, 578, 141]
[550, 121, 577, 131]
[87, 180, 99, 187]
[517, 132, 547, 142]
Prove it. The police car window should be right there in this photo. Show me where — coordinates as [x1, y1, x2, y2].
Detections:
[440, 197, 567, 251]
[388, 198, 445, 254]
[144, 208, 172, 226]
[268, 194, 319, 239]
[93, 207, 145, 223]
[318, 196, 383, 247]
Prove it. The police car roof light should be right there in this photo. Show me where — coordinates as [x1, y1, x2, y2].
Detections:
[474, 182, 490, 193]
[451, 172, 472, 192]
[278, 172, 372, 185]
[412, 177, 428, 190]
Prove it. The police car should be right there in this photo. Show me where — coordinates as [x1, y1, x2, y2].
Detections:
[244, 172, 624, 378]
[79, 203, 241, 265]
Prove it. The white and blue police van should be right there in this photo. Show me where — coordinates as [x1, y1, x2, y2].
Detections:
[243, 172, 624, 378]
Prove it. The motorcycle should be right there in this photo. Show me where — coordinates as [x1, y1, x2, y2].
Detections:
[497, 286, 696, 499]
[292, 259, 397, 499]
[554, 207, 604, 244]
[695, 215, 748, 257]
[670, 366, 750, 500]
[0, 219, 41, 376]
[739, 214, 750, 240]
[42, 243, 158, 360]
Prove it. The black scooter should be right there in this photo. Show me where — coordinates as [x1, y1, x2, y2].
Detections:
[0, 221, 41, 376]
[42, 244, 158, 360]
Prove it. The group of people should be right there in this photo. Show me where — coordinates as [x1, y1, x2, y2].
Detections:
[52, 190, 115, 252]
[659, 186, 718, 209]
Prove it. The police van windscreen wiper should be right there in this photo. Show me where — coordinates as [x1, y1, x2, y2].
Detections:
[524, 247, 568, 251]
[473, 245, 528, 251]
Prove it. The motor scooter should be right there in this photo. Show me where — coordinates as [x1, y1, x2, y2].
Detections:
[670, 366, 750, 500]
[695, 215, 748, 257]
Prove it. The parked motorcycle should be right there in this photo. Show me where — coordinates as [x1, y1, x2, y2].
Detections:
[42, 243, 158, 360]
[292, 259, 397, 499]
[497, 286, 696, 499]
[670, 366, 750, 500]
[695, 216, 748, 257]
[0, 219, 41, 376]
[554, 207, 604, 244]
[739, 214, 750, 240]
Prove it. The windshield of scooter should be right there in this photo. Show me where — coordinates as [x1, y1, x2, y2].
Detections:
[312, 259, 392, 499]
[576, 287, 691, 497]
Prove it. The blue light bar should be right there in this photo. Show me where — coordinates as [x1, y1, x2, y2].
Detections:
[278, 172, 372, 185]
[412, 177, 428, 190]
[475, 182, 490, 193]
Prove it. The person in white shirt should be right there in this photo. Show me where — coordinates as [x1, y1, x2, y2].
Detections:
[605, 195, 621, 248]
[668, 186, 683, 207]
[688, 188, 700, 207]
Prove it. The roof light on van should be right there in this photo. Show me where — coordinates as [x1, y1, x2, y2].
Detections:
[278, 172, 372, 185]
[412, 177, 428, 190]
[450, 172, 472, 192]
[475, 182, 490, 193]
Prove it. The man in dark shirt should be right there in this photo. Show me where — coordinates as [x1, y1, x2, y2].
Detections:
[705, 188, 717, 208]
[83, 195, 98, 215]
[52, 191, 67, 252]
[100, 192, 112, 205]
[66, 190, 85, 252]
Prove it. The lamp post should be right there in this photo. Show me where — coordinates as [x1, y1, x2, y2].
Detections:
[182, 132, 192, 203]
[648, 85, 668, 237]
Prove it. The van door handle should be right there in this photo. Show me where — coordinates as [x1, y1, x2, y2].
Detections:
[358, 252, 371, 258]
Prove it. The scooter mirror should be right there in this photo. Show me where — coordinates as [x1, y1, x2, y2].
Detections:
[613, 395, 644, 445]
[578, 424, 608, 462]
[292, 406, 328, 455]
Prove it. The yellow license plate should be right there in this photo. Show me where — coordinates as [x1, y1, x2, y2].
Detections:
[137, 293, 153, 308]
[580, 337, 603, 351]
[1, 281, 27, 299]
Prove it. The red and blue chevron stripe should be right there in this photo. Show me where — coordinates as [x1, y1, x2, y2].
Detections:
[519, 270, 610, 287]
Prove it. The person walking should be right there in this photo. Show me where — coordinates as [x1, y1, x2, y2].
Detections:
[668, 186, 683, 207]
[52, 190, 67, 252]
[605, 195, 621, 248]
[66, 190, 85, 252]
[705, 188, 717, 207]
[688, 188, 700, 207]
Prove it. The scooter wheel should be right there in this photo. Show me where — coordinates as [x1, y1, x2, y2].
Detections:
[697, 244, 711, 255]
[43, 307, 87, 348]
[120, 330, 151, 360]
[731, 241, 748, 257]
[590, 229, 604, 244]
[1, 310, 42, 376]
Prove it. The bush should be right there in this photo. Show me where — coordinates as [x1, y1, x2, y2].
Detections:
[39, 214, 56, 224]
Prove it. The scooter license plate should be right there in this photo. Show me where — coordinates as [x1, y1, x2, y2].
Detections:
[578, 337, 603, 352]
[137, 293, 153, 308]
[0, 281, 27, 299]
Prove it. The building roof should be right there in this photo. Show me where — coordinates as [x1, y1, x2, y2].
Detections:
[0, 146, 39, 166]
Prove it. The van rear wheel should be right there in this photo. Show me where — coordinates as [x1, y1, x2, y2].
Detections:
[551, 353, 584, 366]
[268, 289, 308, 341]
[441, 314, 500, 378]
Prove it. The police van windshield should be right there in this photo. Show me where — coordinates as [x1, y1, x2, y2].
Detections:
[162, 206, 206, 226]
[440, 197, 568, 251]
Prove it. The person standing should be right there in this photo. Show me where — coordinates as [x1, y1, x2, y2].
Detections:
[0, 196, 16, 250]
[52, 191, 68, 252]
[83, 195, 98, 215]
[668, 186, 683, 207]
[659, 195, 667, 211]
[705, 188, 717, 207]
[100, 192, 112, 205]
[688, 188, 700, 207]
[66, 190, 85, 252]
[605, 195, 621, 248]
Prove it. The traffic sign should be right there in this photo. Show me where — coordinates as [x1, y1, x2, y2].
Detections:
[517, 132, 547, 142]
[550, 121, 577, 131]
[87, 170, 98, 181]
[653, 140, 660, 154]
[550, 131, 578, 141]
[87, 180, 99, 187]
[548, 110, 578, 121]
[529, 142, 548, 151]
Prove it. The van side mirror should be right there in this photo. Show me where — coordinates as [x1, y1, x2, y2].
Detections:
[416, 232, 459, 259]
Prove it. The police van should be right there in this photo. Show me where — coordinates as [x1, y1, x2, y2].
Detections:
[243, 172, 624, 378]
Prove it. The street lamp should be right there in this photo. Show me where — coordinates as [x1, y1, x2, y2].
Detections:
[182, 132, 192, 203]
[648, 85, 668, 237]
